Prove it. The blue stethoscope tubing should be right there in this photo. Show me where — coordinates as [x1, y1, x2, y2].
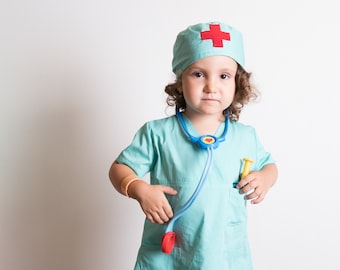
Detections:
[164, 147, 213, 233]
[176, 108, 228, 150]
[161, 109, 229, 253]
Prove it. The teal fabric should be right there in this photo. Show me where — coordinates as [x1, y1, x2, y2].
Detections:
[116, 115, 275, 270]
[172, 22, 245, 77]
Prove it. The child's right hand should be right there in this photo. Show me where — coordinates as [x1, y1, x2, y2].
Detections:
[128, 181, 178, 224]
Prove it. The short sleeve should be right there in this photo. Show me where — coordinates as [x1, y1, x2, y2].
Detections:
[116, 122, 156, 177]
[254, 130, 275, 170]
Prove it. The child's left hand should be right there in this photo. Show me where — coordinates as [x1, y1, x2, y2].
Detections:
[236, 163, 278, 204]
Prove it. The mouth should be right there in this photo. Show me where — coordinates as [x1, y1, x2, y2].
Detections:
[202, 98, 219, 102]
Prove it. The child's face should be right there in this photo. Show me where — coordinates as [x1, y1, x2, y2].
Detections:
[180, 55, 237, 119]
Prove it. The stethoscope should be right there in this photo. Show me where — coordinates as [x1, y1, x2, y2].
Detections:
[161, 108, 229, 254]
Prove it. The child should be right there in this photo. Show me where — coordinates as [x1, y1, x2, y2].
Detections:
[109, 22, 278, 270]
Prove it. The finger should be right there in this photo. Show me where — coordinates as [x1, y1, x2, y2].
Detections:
[236, 180, 247, 189]
[157, 208, 171, 223]
[244, 190, 259, 201]
[250, 190, 267, 204]
[251, 196, 264, 204]
[150, 212, 165, 224]
[147, 205, 172, 224]
[239, 181, 256, 194]
[163, 205, 174, 219]
[146, 213, 156, 224]
[144, 208, 163, 224]
[236, 175, 255, 189]
[162, 186, 178, 196]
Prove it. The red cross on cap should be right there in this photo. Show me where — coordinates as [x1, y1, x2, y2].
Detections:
[200, 24, 231, 47]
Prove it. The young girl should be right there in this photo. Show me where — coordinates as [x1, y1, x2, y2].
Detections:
[109, 22, 278, 270]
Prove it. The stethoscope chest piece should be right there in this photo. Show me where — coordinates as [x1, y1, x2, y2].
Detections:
[198, 135, 219, 149]
[161, 231, 176, 254]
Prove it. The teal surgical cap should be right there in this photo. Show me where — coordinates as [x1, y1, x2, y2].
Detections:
[172, 22, 245, 77]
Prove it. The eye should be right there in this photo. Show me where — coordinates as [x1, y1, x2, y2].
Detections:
[192, 71, 204, 78]
[220, 73, 230, 79]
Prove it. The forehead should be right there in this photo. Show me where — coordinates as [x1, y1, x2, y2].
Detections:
[187, 55, 238, 71]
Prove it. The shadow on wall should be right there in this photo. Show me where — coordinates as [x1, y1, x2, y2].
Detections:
[1, 51, 124, 270]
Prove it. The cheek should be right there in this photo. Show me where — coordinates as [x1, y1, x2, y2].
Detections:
[224, 85, 236, 96]
[222, 88, 236, 104]
[182, 82, 200, 97]
[182, 91, 194, 102]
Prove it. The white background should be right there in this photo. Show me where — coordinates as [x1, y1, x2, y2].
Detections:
[1, 1, 340, 269]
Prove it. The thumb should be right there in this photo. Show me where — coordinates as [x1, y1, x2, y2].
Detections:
[161, 185, 178, 196]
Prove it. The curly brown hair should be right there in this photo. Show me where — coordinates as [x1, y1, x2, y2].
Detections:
[164, 64, 258, 121]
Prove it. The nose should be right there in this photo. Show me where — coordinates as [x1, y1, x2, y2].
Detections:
[204, 78, 217, 93]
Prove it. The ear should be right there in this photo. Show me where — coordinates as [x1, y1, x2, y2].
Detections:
[177, 81, 183, 92]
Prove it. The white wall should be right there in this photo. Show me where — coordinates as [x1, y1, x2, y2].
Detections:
[1, 1, 339, 269]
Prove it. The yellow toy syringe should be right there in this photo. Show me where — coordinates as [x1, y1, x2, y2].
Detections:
[241, 158, 254, 179]
[233, 158, 254, 188]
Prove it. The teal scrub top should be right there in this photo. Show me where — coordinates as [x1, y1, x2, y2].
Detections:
[116, 115, 275, 270]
